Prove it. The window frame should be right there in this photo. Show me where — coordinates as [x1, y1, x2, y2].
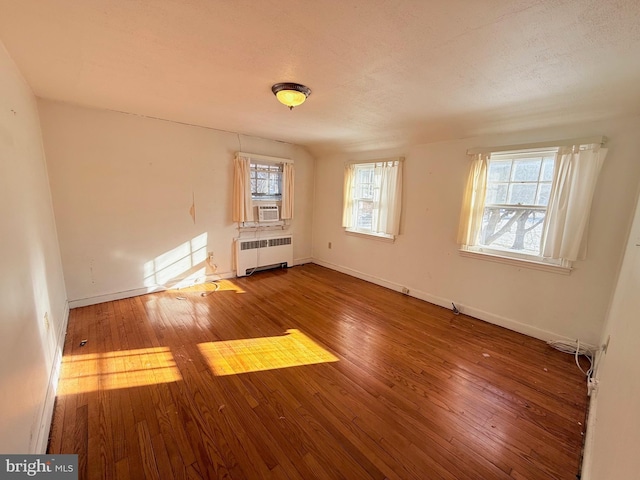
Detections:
[344, 163, 395, 240]
[460, 147, 572, 273]
[250, 162, 283, 202]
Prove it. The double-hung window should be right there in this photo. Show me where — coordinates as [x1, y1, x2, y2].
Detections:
[232, 154, 295, 223]
[250, 163, 282, 201]
[479, 150, 556, 257]
[351, 164, 376, 232]
[458, 140, 607, 272]
[342, 159, 403, 239]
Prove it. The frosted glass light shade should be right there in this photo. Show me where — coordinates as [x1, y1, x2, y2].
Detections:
[271, 83, 311, 109]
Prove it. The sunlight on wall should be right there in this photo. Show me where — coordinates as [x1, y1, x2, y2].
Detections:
[144, 233, 208, 288]
[57, 347, 181, 395]
[198, 329, 339, 376]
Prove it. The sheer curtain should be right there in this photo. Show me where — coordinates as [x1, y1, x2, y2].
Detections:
[232, 155, 253, 222]
[542, 145, 607, 261]
[457, 153, 489, 246]
[372, 160, 403, 236]
[281, 162, 294, 220]
[341, 164, 356, 228]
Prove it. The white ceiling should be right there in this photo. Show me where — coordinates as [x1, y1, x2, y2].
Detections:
[1, 0, 639, 156]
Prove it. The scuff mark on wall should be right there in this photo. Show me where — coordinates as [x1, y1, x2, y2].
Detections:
[189, 192, 196, 224]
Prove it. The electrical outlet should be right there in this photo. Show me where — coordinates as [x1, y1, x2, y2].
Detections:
[401, 287, 410, 295]
[44, 312, 49, 329]
[587, 378, 599, 396]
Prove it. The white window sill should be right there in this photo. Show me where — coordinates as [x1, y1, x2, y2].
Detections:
[252, 198, 282, 203]
[238, 221, 288, 231]
[459, 247, 572, 275]
[345, 229, 395, 243]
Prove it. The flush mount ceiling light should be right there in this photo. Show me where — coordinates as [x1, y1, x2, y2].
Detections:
[271, 82, 311, 110]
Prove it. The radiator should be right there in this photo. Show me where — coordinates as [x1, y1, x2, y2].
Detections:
[235, 235, 293, 277]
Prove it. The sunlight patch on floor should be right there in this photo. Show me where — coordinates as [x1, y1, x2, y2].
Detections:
[198, 329, 338, 376]
[170, 278, 246, 294]
[57, 347, 181, 394]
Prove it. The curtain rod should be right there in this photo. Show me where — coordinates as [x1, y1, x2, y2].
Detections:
[466, 136, 607, 156]
[346, 156, 405, 166]
[236, 152, 293, 164]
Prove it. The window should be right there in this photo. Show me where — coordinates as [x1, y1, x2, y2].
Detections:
[458, 140, 608, 271]
[233, 154, 294, 223]
[352, 164, 376, 231]
[342, 160, 402, 239]
[250, 163, 282, 201]
[479, 150, 556, 256]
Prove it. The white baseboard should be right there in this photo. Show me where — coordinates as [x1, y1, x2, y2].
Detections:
[294, 257, 313, 266]
[312, 259, 408, 294]
[34, 300, 70, 453]
[311, 259, 576, 344]
[579, 372, 600, 479]
[68, 271, 237, 308]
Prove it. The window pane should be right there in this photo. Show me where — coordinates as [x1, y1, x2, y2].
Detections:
[357, 168, 373, 184]
[268, 174, 280, 195]
[480, 207, 546, 254]
[541, 157, 555, 181]
[488, 160, 511, 182]
[256, 178, 268, 194]
[536, 183, 552, 206]
[357, 183, 374, 200]
[486, 183, 508, 204]
[512, 159, 541, 182]
[355, 200, 373, 229]
[250, 163, 283, 199]
[508, 184, 537, 205]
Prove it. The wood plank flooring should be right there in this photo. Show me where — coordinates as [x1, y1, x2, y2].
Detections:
[48, 264, 589, 479]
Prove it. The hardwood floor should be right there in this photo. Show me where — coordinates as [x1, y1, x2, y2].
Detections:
[48, 264, 589, 479]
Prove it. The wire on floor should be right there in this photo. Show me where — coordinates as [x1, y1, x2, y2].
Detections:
[547, 339, 598, 380]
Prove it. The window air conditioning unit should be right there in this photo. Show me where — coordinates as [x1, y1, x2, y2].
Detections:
[258, 205, 279, 222]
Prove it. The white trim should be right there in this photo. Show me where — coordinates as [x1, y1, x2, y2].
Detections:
[467, 136, 606, 156]
[312, 259, 406, 293]
[580, 386, 599, 480]
[346, 156, 404, 166]
[68, 272, 236, 308]
[311, 259, 578, 344]
[294, 257, 313, 266]
[34, 300, 70, 453]
[238, 222, 289, 232]
[237, 152, 293, 164]
[345, 229, 395, 242]
[459, 247, 572, 274]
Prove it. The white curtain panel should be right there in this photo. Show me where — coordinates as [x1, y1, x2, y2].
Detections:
[457, 153, 489, 246]
[372, 160, 403, 236]
[341, 164, 356, 228]
[542, 145, 607, 261]
[281, 162, 295, 219]
[232, 155, 254, 222]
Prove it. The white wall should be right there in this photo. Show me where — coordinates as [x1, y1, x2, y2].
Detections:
[582, 184, 640, 479]
[0, 44, 68, 452]
[312, 116, 640, 345]
[37, 100, 315, 305]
